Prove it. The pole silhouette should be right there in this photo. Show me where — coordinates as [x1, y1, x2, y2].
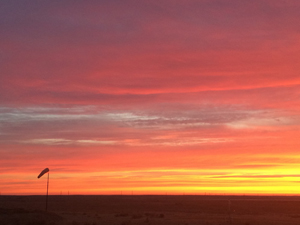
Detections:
[37, 168, 50, 211]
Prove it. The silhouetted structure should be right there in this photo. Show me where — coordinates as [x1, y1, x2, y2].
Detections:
[37, 168, 50, 211]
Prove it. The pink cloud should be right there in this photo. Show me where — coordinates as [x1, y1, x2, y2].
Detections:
[1, 0, 300, 194]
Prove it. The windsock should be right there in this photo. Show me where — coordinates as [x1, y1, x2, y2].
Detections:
[37, 168, 49, 178]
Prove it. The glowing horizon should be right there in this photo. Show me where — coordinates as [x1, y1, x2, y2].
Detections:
[1, 0, 300, 195]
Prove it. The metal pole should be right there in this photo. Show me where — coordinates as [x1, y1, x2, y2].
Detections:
[46, 172, 49, 211]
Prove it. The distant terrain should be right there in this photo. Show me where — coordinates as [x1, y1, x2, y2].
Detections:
[1, 195, 300, 225]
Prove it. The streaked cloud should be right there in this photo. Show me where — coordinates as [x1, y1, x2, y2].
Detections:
[1, 0, 300, 194]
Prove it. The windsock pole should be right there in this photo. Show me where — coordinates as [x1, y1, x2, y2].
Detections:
[46, 172, 49, 211]
[37, 168, 50, 211]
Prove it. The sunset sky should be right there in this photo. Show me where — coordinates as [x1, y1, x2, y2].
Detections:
[1, 0, 300, 195]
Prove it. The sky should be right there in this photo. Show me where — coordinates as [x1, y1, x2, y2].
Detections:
[1, 0, 300, 195]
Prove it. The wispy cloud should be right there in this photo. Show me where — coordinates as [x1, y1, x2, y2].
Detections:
[1, 0, 300, 194]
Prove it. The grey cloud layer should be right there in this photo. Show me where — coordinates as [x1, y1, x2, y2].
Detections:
[0, 105, 294, 146]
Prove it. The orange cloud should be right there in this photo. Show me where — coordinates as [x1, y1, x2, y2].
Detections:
[1, 0, 300, 195]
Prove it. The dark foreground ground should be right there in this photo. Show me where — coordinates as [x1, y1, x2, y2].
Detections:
[2, 195, 300, 225]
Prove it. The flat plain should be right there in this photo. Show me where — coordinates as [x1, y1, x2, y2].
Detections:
[1, 195, 300, 225]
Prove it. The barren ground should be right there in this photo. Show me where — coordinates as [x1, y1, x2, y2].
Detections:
[1, 195, 300, 225]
